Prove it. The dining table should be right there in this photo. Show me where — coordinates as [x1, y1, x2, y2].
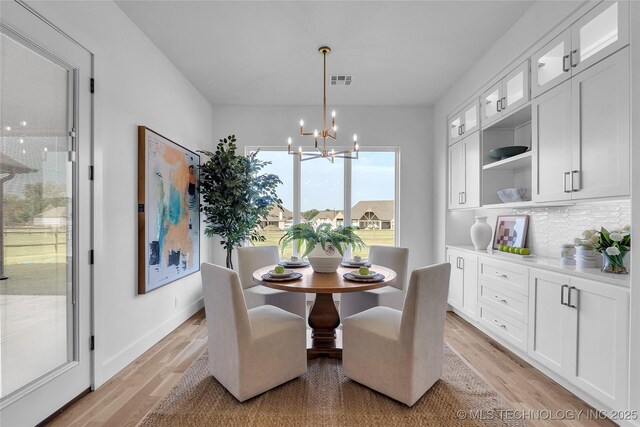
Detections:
[252, 263, 397, 359]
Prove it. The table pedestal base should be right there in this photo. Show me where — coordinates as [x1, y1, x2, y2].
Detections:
[307, 293, 342, 359]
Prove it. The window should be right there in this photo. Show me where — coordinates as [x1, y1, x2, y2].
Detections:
[351, 151, 397, 258]
[252, 150, 293, 257]
[247, 147, 398, 259]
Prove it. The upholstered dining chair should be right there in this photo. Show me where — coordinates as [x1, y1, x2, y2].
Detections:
[340, 245, 409, 319]
[237, 245, 306, 318]
[342, 263, 451, 406]
[201, 263, 307, 402]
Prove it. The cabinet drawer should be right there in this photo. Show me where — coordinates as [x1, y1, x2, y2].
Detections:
[479, 258, 529, 295]
[479, 280, 528, 323]
[479, 304, 528, 352]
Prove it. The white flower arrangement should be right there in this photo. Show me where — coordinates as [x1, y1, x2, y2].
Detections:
[598, 225, 631, 274]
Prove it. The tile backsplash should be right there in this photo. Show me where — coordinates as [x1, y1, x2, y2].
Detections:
[475, 200, 631, 259]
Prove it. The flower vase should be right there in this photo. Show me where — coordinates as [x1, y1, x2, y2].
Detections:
[600, 248, 629, 274]
[470, 216, 492, 250]
[307, 243, 343, 273]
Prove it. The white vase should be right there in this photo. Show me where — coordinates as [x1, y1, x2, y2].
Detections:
[307, 243, 343, 273]
[470, 216, 492, 250]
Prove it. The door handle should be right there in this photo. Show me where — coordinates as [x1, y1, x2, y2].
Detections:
[562, 54, 570, 72]
[563, 171, 571, 193]
[493, 319, 507, 329]
[493, 295, 508, 304]
[568, 286, 578, 309]
[561, 284, 568, 306]
[571, 170, 580, 192]
[570, 49, 578, 67]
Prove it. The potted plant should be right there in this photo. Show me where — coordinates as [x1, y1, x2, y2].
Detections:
[598, 226, 631, 274]
[199, 135, 282, 269]
[279, 223, 366, 273]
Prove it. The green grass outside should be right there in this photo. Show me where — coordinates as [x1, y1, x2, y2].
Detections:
[253, 229, 395, 259]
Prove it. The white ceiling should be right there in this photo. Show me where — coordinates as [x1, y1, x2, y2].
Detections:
[117, 1, 535, 106]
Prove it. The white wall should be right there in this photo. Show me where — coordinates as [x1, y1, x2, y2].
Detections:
[213, 106, 433, 273]
[27, 1, 214, 387]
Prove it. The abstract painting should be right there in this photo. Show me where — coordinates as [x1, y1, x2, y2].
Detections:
[493, 215, 529, 250]
[138, 126, 200, 294]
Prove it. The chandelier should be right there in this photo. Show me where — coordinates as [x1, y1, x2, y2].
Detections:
[287, 46, 359, 162]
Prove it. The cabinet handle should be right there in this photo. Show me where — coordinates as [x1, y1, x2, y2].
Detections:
[458, 126, 462, 136]
[568, 286, 578, 309]
[563, 171, 571, 193]
[570, 49, 578, 68]
[494, 272, 508, 279]
[560, 284, 568, 306]
[493, 295, 508, 304]
[455, 257, 460, 269]
[493, 319, 507, 329]
[496, 98, 502, 112]
[501, 97, 506, 111]
[571, 170, 580, 192]
[461, 123, 465, 134]
[458, 192, 463, 204]
[562, 54, 570, 72]
[461, 192, 466, 204]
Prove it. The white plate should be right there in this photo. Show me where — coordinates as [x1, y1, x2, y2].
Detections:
[268, 269, 293, 278]
[350, 270, 377, 279]
[345, 259, 368, 265]
[282, 258, 305, 265]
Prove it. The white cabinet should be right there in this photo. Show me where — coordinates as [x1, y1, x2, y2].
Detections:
[532, 48, 629, 203]
[531, 0, 629, 98]
[528, 269, 629, 409]
[448, 131, 480, 210]
[448, 100, 479, 143]
[481, 61, 529, 127]
[447, 249, 478, 319]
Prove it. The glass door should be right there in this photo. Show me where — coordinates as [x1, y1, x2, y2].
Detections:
[481, 82, 502, 126]
[0, 3, 92, 426]
[572, 1, 629, 74]
[531, 29, 572, 98]
[503, 61, 530, 113]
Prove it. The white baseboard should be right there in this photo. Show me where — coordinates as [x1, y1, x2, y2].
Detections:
[98, 298, 204, 387]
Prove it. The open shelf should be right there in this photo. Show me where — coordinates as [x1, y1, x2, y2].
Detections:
[483, 151, 532, 171]
[480, 200, 575, 209]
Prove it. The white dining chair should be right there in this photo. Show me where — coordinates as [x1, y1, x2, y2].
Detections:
[201, 262, 307, 402]
[340, 245, 409, 319]
[237, 245, 306, 318]
[342, 263, 451, 406]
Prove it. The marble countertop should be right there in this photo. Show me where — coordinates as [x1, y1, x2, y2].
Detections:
[446, 245, 630, 288]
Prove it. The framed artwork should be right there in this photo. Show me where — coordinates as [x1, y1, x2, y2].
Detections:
[493, 215, 529, 250]
[138, 126, 200, 294]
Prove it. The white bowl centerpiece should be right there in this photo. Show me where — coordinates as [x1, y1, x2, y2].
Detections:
[279, 223, 366, 273]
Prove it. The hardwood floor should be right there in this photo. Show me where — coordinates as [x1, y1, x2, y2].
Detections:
[47, 309, 614, 426]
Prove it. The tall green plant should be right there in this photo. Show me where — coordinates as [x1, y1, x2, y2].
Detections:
[199, 135, 282, 269]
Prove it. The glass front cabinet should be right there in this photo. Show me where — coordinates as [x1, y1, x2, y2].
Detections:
[448, 100, 479, 144]
[481, 60, 530, 126]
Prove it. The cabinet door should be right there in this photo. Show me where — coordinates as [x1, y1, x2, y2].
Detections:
[531, 29, 572, 98]
[503, 61, 529, 113]
[463, 132, 480, 208]
[462, 101, 479, 135]
[565, 278, 629, 409]
[448, 114, 463, 143]
[461, 254, 478, 319]
[528, 270, 573, 376]
[532, 80, 573, 202]
[448, 141, 465, 209]
[571, 48, 629, 200]
[481, 82, 502, 126]
[447, 251, 464, 309]
[571, 1, 629, 75]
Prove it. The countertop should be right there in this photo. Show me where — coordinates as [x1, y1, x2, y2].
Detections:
[446, 245, 630, 288]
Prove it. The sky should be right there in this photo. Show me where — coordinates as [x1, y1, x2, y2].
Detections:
[256, 150, 395, 212]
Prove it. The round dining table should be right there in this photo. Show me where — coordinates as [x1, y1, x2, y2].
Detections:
[252, 264, 397, 359]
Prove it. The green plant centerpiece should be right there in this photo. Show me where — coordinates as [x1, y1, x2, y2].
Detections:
[199, 135, 282, 269]
[279, 223, 366, 273]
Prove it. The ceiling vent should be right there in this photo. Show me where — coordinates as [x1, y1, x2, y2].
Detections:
[330, 75, 352, 86]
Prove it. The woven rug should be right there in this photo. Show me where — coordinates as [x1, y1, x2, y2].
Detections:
[140, 345, 525, 426]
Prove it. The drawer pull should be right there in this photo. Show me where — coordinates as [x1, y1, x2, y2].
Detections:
[493, 295, 508, 304]
[493, 319, 507, 329]
[494, 272, 508, 279]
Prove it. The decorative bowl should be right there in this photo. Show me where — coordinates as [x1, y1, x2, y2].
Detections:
[489, 146, 529, 160]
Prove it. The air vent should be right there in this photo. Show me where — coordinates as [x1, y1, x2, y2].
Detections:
[330, 75, 352, 86]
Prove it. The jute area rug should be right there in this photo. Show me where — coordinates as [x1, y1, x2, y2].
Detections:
[140, 345, 526, 426]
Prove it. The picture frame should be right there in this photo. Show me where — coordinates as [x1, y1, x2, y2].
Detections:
[492, 215, 529, 250]
[138, 126, 200, 294]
